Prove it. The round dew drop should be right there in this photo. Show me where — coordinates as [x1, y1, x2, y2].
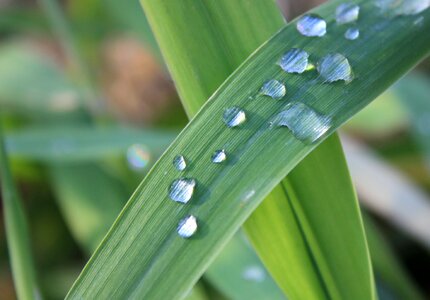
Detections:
[173, 155, 187, 171]
[344, 27, 360, 40]
[260, 80, 286, 100]
[169, 177, 196, 204]
[317, 53, 354, 83]
[296, 14, 327, 37]
[211, 149, 227, 163]
[177, 215, 198, 238]
[279, 48, 310, 74]
[223, 107, 246, 127]
[336, 3, 360, 24]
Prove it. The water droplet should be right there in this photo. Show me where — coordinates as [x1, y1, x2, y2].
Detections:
[273, 102, 332, 143]
[260, 80, 286, 100]
[395, 0, 429, 15]
[296, 14, 327, 37]
[336, 3, 360, 24]
[344, 27, 360, 40]
[242, 265, 266, 282]
[223, 107, 246, 127]
[177, 215, 198, 238]
[211, 149, 227, 163]
[279, 48, 311, 74]
[375, 0, 401, 10]
[173, 155, 187, 171]
[127, 144, 151, 169]
[169, 178, 196, 204]
[317, 53, 354, 83]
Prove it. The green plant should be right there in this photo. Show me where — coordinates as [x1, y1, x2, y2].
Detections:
[0, 0, 429, 299]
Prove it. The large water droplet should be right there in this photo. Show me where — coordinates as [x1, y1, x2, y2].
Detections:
[375, 0, 401, 10]
[173, 155, 187, 171]
[223, 107, 246, 128]
[273, 102, 332, 143]
[296, 14, 327, 37]
[317, 53, 354, 83]
[169, 178, 196, 204]
[177, 215, 198, 238]
[260, 80, 286, 100]
[279, 48, 311, 74]
[344, 27, 360, 40]
[395, 0, 430, 15]
[211, 149, 227, 163]
[336, 3, 360, 24]
[127, 144, 151, 169]
[242, 266, 266, 282]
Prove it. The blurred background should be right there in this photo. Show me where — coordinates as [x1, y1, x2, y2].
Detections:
[0, 0, 429, 299]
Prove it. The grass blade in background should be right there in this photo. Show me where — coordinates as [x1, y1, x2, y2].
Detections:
[66, 1, 430, 299]
[141, 0, 371, 299]
[364, 216, 424, 300]
[5, 126, 176, 163]
[205, 233, 286, 300]
[0, 127, 39, 300]
[395, 73, 430, 171]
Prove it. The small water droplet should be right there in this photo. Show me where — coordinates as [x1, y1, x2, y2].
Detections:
[296, 14, 327, 37]
[211, 149, 227, 163]
[317, 53, 354, 83]
[223, 107, 246, 127]
[173, 155, 187, 171]
[242, 265, 266, 282]
[273, 102, 332, 143]
[127, 144, 151, 169]
[395, 0, 429, 15]
[279, 48, 311, 74]
[344, 27, 360, 40]
[177, 215, 198, 238]
[375, 0, 401, 10]
[260, 80, 286, 100]
[169, 178, 196, 204]
[336, 3, 360, 24]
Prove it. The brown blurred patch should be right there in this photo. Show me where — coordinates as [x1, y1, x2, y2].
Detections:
[277, 0, 327, 19]
[102, 36, 176, 125]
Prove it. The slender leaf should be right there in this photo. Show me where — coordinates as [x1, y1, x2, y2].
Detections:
[5, 126, 176, 163]
[67, 1, 430, 299]
[205, 233, 286, 300]
[0, 127, 40, 300]
[364, 216, 424, 300]
[142, 0, 372, 299]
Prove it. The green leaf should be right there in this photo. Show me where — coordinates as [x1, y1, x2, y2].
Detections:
[205, 233, 286, 300]
[48, 163, 129, 253]
[5, 126, 176, 162]
[142, 0, 372, 299]
[364, 216, 424, 300]
[66, 1, 430, 299]
[0, 127, 40, 300]
[0, 44, 84, 117]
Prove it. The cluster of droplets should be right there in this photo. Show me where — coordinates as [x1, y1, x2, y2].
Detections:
[169, 1, 429, 239]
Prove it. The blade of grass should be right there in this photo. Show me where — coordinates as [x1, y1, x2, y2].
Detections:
[5, 126, 176, 163]
[67, 2, 430, 299]
[205, 233, 286, 300]
[0, 126, 40, 300]
[364, 215, 424, 300]
[141, 0, 372, 299]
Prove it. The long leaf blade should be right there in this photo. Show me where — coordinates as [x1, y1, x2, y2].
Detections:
[67, 2, 430, 299]
[0, 128, 39, 300]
